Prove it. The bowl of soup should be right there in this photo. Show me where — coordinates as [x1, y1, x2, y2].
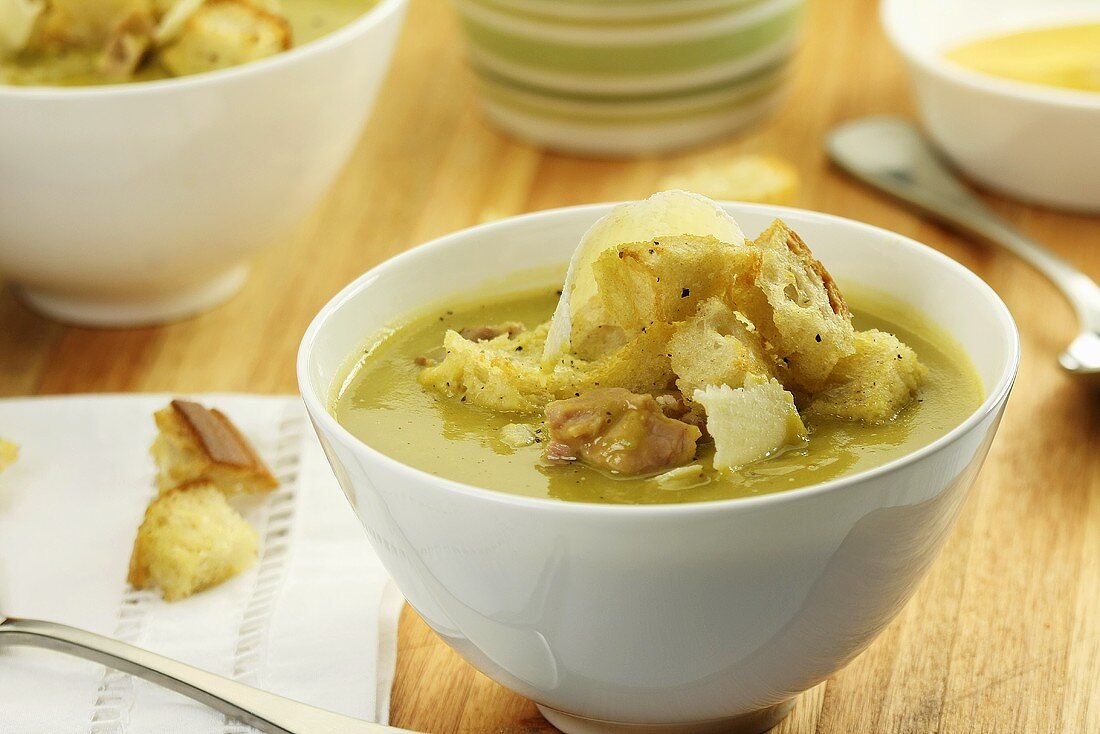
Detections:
[298, 194, 1018, 733]
[0, 0, 406, 326]
[882, 0, 1100, 213]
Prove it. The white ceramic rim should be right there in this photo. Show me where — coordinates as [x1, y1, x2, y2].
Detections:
[0, 0, 407, 99]
[297, 202, 1020, 516]
[880, 0, 1100, 110]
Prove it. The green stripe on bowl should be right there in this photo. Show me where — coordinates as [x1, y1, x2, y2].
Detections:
[464, 0, 772, 27]
[456, 4, 802, 76]
[476, 67, 787, 124]
[470, 55, 791, 104]
[455, 0, 802, 45]
[467, 33, 798, 95]
[481, 92, 786, 154]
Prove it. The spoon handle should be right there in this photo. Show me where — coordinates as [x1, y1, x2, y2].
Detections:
[0, 616, 413, 734]
[826, 116, 1100, 332]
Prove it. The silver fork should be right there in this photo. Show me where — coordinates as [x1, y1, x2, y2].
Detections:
[0, 615, 415, 734]
[826, 116, 1100, 380]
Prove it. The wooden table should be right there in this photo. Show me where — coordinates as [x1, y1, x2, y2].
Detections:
[3, 0, 1098, 731]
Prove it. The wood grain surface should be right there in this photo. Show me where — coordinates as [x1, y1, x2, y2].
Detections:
[2, 0, 1098, 731]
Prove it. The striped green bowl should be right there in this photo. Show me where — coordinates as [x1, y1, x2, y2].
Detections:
[453, 0, 806, 155]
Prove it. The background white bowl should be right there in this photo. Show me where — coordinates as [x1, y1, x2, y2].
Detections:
[882, 0, 1100, 213]
[0, 0, 407, 327]
[299, 203, 1019, 734]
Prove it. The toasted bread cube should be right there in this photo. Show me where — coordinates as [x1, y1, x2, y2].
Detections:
[568, 299, 628, 361]
[158, 0, 290, 77]
[668, 298, 774, 398]
[26, 0, 155, 52]
[694, 377, 806, 472]
[421, 318, 678, 414]
[0, 438, 18, 473]
[152, 400, 278, 495]
[420, 323, 554, 414]
[99, 9, 155, 76]
[128, 483, 257, 601]
[0, 0, 45, 55]
[737, 220, 855, 392]
[560, 321, 677, 399]
[659, 154, 800, 206]
[808, 329, 927, 424]
[591, 235, 757, 333]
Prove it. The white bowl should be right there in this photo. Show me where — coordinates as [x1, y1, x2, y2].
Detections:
[882, 0, 1100, 213]
[299, 203, 1019, 734]
[0, 0, 407, 327]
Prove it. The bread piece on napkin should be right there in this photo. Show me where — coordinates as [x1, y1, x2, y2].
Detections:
[128, 483, 257, 601]
[0, 437, 18, 473]
[152, 399, 277, 495]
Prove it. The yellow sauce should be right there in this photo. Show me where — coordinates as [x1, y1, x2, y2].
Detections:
[946, 22, 1100, 93]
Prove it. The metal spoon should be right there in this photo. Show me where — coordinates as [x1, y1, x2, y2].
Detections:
[826, 116, 1100, 378]
[0, 615, 415, 734]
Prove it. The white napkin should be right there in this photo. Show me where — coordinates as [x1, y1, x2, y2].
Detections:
[0, 394, 404, 734]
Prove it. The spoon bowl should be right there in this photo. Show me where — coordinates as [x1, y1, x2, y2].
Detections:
[826, 116, 1100, 380]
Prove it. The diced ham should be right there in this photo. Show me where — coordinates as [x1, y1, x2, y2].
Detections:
[458, 322, 525, 342]
[544, 388, 701, 476]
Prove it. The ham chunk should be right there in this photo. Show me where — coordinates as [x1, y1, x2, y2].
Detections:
[544, 388, 701, 476]
[458, 321, 525, 342]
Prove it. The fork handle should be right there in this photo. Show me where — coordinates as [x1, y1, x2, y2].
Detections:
[0, 616, 413, 734]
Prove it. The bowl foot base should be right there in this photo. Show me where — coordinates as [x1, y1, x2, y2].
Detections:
[17, 265, 249, 328]
[536, 700, 794, 734]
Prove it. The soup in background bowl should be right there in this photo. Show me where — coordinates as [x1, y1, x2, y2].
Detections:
[883, 0, 1100, 212]
[299, 201, 1018, 733]
[945, 22, 1100, 94]
[1, 0, 379, 87]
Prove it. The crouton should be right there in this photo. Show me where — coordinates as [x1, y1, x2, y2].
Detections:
[737, 220, 855, 392]
[151, 400, 278, 495]
[808, 329, 927, 424]
[419, 322, 553, 414]
[561, 321, 677, 398]
[0, 0, 45, 55]
[694, 377, 807, 472]
[128, 483, 257, 601]
[659, 154, 800, 206]
[99, 9, 155, 76]
[27, 0, 156, 52]
[421, 319, 677, 414]
[568, 299, 627, 361]
[543, 190, 744, 368]
[0, 438, 18, 473]
[667, 298, 774, 398]
[591, 235, 757, 332]
[158, 0, 290, 77]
